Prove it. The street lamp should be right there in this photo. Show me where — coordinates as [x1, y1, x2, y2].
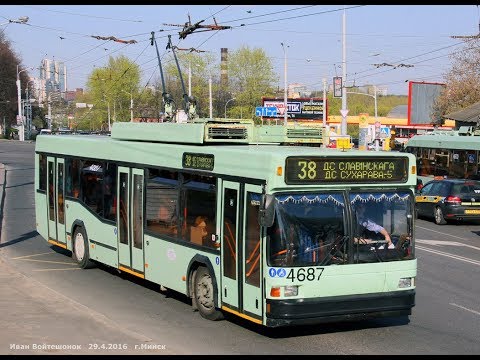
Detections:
[104, 96, 111, 131]
[280, 42, 289, 126]
[121, 89, 134, 122]
[16, 65, 33, 142]
[225, 98, 236, 119]
[25, 80, 36, 139]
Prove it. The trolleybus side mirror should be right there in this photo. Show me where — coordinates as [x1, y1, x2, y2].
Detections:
[258, 194, 275, 227]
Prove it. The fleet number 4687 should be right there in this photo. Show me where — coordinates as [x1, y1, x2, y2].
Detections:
[287, 267, 324, 282]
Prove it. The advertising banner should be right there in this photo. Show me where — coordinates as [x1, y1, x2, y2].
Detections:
[261, 98, 325, 120]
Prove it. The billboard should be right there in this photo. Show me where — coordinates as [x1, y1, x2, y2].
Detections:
[407, 81, 445, 125]
[261, 97, 326, 121]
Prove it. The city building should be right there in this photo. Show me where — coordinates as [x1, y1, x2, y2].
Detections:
[39, 58, 67, 101]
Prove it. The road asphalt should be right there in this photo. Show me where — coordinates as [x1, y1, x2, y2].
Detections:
[0, 160, 173, 355]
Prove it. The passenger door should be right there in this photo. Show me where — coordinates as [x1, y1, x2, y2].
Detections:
[55, 158, 66, 245]
[220, 181, 263, 321]
[241, 184, 263, 319]
[220, 181, 240, 310]
[117, 167, 145, 277]
[47, 157, 56, 242]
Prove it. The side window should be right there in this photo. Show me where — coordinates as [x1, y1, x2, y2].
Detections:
[245, 192, 261, 287]
[145, 168, 179, 237]
[103, 163, 117, 221]
[182, 173, 217, 248]
[420, 182, 434, 195]
[65, 158, 81, 198]
[80, 160, 104, 216]
[38, 153, 47, 191]
[438, 182, 451, 197]
[430, 182, 443, 195]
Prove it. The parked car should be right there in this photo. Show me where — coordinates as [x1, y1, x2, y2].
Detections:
[415, 178, 480, 224]
[39, 129, 52, 135]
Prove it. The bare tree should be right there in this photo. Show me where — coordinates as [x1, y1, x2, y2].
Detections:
[433, 38, 480, 124]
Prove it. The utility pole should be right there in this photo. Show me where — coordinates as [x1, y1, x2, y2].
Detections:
[209, 76, 212, 118]
[16, 65, 23, 141]
[108, 101, 111, 131]
[188, 63, 192, 97]
[323, 78, 327, 127]
[130, 95, 133, 122]
[281, 42, 288, 126]
[47, 96, 52, 130]
[340, 7, 348, 136]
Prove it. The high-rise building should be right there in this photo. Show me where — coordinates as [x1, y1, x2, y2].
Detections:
[39, 59, 67, 102]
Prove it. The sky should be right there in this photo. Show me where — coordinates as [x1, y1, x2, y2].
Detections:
[1, 4, 479, 96]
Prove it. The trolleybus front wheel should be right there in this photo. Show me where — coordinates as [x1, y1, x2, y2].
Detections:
[72, 226, 95, 269]
[193, 266, 223, 321]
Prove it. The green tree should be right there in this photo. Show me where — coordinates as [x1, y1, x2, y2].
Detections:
[227, 46, 278, 119]
[86, 55, 141, 128]
[0, 31, 32, 130]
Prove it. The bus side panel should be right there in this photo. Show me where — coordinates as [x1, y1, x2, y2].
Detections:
[144, 235, 221, 296]
[144, 235, 189, 294]
[65, 201, 118, 268]
[35, 192, 49, 241]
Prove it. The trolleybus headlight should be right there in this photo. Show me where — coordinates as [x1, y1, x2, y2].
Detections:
[398, 277, 414, 288]
[284, 285, 299, 297]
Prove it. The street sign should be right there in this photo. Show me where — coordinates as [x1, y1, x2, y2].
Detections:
[380, 126, 390, 138]
[255, 106, 278, 117]
[333, 76, 342, 98]
[375, 121, 381, 140]
[340, 109, 349, 117]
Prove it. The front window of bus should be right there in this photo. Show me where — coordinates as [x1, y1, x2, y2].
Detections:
[267, 193, 346, 267]
[350, 191, 414, 262]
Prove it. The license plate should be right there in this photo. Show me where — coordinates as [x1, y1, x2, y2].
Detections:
[464, 209, 480, 214]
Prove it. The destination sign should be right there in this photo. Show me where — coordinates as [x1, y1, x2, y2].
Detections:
[285, 157, 408, 184]
[182, 152, 214, 171]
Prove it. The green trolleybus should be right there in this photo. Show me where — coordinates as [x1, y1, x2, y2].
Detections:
[406, 127, 480, 180]
[35, 118, 417, 327]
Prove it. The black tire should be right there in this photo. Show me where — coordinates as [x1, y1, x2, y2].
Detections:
[193, 266, 223, 321]
[72, 226, 95, 269]
[434, 206, 447, 225]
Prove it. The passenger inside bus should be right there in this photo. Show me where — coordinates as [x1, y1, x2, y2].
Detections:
[355, 205, 394, 249]
[190, 215, 208, 245]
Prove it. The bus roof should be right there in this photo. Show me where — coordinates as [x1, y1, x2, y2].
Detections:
[406, 132, 480, 150]
[110, 118, 325, 145]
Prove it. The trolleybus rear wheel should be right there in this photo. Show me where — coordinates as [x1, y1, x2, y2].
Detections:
[72, 226, 95, 269]
[193, 266, 223, 321]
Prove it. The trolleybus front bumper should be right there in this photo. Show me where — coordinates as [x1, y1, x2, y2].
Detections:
[265, 290, 415, 327]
